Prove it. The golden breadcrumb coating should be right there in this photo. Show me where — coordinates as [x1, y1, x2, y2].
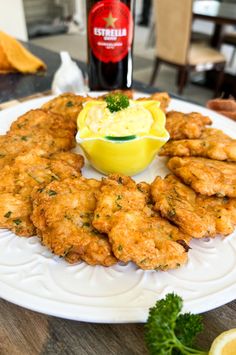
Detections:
[159, 128, 236, 161]
[151, 174, 216, 238]
[9, 108, 76, 135]
[0, 152, 83, 236]
[165, 111, 212, 140]
[109, 210, 189, 270]
[100, 90, 134, 99]
[92, 174, 190, 270]
[49, 151, 84, 171]
[137, 92, 170, 112]
[168, 157, 236, 197]
[196, 195, 236, 236]
[0, 193, 34, 236]
[92, 174, 150, 234]
[41, 93, 91, 124]
[31, 177, 117, 266]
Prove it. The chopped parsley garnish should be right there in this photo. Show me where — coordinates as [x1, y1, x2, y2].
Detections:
[21, 136, 28, 141]
[82, 222, 90, 227]
[13, 219, 22, 225]
[105, 93, 129, 113]
[48, 190, 57, 196]
[66, 101, 74, 107]
[4, 211, 12, 218]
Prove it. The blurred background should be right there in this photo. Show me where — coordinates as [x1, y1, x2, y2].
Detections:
[0, 0, 235, 105]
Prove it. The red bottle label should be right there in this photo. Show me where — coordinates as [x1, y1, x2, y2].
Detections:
[88, 0, 133, 63]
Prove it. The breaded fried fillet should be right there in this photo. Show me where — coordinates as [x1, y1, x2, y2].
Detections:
[0, 129, 74, 159]
[197, 195, 236, 236]
[159, 128, 236, 161]
[92, 174, 150, 234]
[31, 177, 117, 266]
[41, 93, 91, 123]
[151, 174, 216, 238]
[168, 157, 236, 197]
[137, 92, 170, 112]
[9, 109, 76, 135]
[165, 111, 212, 140]
[0, 193, 34, 236]
[0, 152, 83, 236]
[100, 90, 134, 99]
[109, 210, 189, 270]
[0, 109, 77, 169]
[92, 174, 190, 270]
[49, 151, 84, 171]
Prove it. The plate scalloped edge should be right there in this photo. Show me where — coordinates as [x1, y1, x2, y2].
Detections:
[0, 92, 235, 323]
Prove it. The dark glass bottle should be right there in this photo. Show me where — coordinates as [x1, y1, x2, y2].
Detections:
[87, 0, 135, 90]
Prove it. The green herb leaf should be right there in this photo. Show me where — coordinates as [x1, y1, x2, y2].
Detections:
[66, 101, 74, 107]
[144, 293, 208, 355]
[13, 219, 22, 225]
[48, 190, 57, 196]
[175, 313, 204, 348]
[105, 93, 129, 113]
[118, 245, 123, 251]
[4, 211, 12, 218]
[21, 136, 28, 141]
[82, 222, 90, 227]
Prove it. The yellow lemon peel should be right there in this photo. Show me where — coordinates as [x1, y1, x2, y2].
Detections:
[209, 328, 236, 355]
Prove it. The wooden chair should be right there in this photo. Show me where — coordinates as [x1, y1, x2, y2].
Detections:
[223, 31, 236, 66]
[149, 0, 226, 96]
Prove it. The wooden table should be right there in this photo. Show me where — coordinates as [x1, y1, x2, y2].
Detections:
[0, 42, 236, 355]
[193, 0, 236, 48]
[0, 298, 235, 355]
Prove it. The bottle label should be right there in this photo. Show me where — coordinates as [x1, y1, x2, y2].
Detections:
[88, 0, 133, 63]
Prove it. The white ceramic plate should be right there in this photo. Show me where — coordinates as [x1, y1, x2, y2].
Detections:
[0, 92, 236, 323]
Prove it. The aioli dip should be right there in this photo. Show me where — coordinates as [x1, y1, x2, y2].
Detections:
[84, 100, 154, 136]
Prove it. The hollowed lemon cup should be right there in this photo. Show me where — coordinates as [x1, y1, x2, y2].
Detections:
[76, 100, 169, 176]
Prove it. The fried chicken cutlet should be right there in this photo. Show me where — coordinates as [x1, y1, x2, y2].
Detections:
[137, 92, 170, 112]
[100, 89, 134, 100]
[41, 93, 91, 124]
[196, 195, 236, 236]
[9, 109, 76, 151]
[93, 174, 190, 270]
[109, 210, 189, 270]
[151, 174, 216, 238]
[9, 108, 76, 135]
[160, 128, 236, 161]
[168, 157, 236, 197]
[0, 152, 83, 236]
[92, 174, 150, 234]
[0, 109, 78, 171]
[165, 111, 212, 140]
[31, 177, 117, 266]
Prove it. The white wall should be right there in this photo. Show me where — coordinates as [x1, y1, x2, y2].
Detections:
[0, 0, 28, 40]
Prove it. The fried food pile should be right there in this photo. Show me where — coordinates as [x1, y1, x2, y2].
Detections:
[157, 109, 236, 243]
[0, 91, 235, 271]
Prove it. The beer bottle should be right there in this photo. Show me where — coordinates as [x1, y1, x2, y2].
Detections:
[87, 0, 135, 91]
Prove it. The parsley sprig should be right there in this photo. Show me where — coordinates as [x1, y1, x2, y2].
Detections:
[145, 293, 208, 355]
[105, 93, 129, 113]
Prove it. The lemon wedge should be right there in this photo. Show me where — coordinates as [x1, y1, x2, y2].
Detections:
[209, 329, 236, 355]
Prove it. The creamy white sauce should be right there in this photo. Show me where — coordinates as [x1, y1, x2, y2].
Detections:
[85, 101, 153, 136]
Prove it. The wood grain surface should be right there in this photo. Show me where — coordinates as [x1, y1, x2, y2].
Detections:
[0, 297, 235, 354]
